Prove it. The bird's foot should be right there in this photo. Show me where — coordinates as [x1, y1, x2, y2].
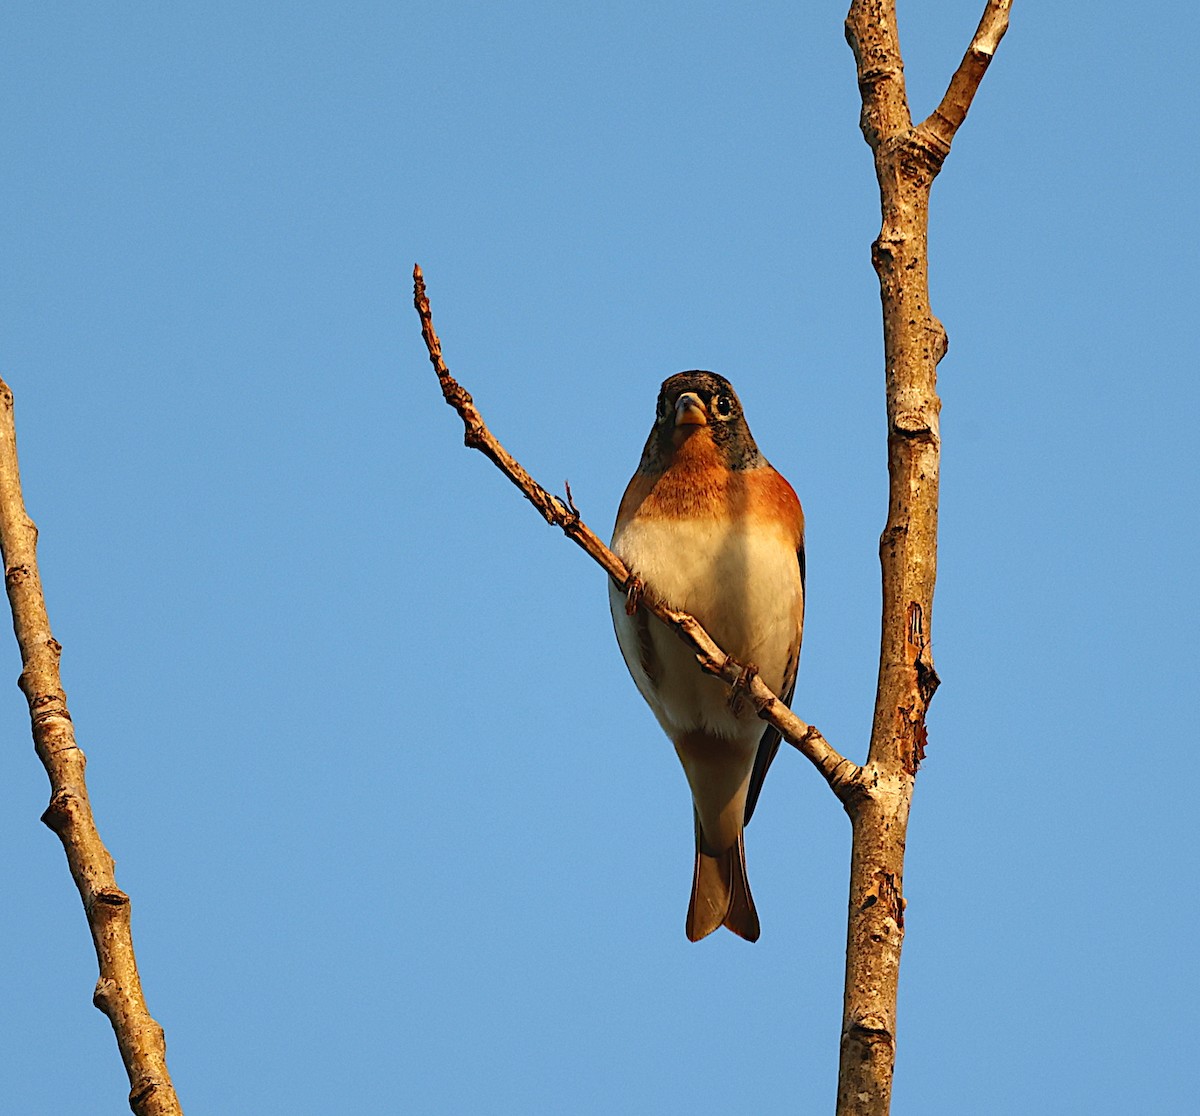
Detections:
[727, 660, 759, 715]
[623, 574, 644, 616]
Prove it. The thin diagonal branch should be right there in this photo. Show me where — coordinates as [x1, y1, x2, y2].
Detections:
[919, 0, 1012, 157]
[414, 264, 860, 800]
[0, 378, 183, 1116]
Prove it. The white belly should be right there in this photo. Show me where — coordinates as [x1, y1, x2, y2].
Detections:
[609, 514, 803, 744]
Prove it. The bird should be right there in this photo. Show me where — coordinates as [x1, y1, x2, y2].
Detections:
[608, 371, 805, 942]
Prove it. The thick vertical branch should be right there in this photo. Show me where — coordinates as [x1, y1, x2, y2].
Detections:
[0, 378, 183, 1116]
[838, 2, 1009, 1114]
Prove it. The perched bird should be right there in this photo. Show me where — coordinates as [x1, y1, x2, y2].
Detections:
[609, 371, 805, 942]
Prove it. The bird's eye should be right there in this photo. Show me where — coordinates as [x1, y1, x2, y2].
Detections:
[656, 395, 671, 421]
[714, 394, 733, 418]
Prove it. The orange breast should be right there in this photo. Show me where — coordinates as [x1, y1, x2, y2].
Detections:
[618, 433, 803, 549]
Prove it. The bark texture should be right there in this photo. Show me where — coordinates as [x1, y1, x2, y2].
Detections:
[0, 377, 183, 1116]
[837, 3, 1009, 1113]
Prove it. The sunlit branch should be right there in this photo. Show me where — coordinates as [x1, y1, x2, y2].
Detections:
[414, 264, 859, 799]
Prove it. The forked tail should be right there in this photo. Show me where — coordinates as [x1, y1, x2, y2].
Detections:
[686, 815, 760, 942]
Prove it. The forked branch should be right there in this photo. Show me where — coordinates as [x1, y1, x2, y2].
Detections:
[414, 264, 859, 800]
[836, 3, 1010, 1115]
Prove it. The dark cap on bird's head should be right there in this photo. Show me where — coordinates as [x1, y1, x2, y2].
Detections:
[637, 370, 765, 474]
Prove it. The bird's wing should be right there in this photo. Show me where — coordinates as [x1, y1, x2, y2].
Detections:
[743, 541, 804, 826]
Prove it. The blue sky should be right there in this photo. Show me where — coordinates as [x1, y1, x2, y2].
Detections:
[2, 3, 1195, 1113]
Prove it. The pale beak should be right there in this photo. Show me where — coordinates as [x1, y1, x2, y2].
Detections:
[674, 392, 708, 427]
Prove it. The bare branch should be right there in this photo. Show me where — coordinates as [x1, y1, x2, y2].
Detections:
[845, 0, 913, 150]
[413, 264, 860, 800]
[0, 378, 183, 1116]
[838, 2, 1010, 1112]
[920, 0, 1012, 158]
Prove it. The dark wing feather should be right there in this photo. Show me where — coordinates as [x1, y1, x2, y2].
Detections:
[632, 603, 659, 685]
[743, 678, 793, 826]
[744, 541, 804, 826]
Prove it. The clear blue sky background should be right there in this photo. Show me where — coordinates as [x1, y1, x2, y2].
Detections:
[2, 3, 1195, 1114]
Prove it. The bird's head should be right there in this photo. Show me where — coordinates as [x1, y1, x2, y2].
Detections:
[636, 371, 764, 474]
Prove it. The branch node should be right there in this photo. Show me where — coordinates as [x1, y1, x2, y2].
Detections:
[92, 885, 131, 910]
[843, 1019, 896, 1052]
[40, 789, 77, 833]
[892, 410, 934, 439]
[835, 771, 873, 816]
[5, 562, 32, 590]
[93, 976, 117, 1010]
[30, 698, 72, 728]
[130, 1079, 168, 1109]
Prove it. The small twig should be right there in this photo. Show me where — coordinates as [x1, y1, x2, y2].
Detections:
[0, 378, 183, 1116]
[563, 480, 580, 520]
[413, 264, 859, 798]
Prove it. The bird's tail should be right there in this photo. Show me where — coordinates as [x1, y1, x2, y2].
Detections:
[686, 814, 760, 942]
